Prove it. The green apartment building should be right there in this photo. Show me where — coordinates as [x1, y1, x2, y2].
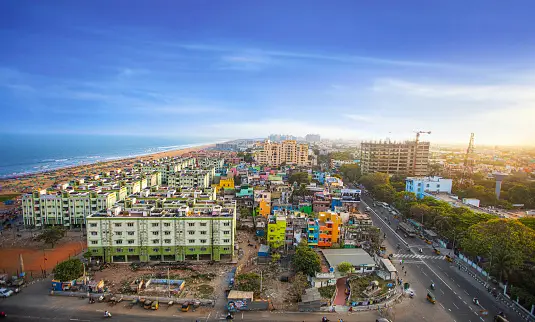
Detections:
[86, 202, 236, 262]
[22, 190, 117, 228]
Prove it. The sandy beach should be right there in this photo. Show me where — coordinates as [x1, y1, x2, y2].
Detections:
[0, 143, 215, 195]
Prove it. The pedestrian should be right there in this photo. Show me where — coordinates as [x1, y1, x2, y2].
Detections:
[405, 271, 407, 276]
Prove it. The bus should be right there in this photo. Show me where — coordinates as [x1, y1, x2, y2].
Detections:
[398, 222, 417, 237]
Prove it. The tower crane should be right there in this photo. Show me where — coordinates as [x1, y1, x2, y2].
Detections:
[413, 131, 431, 176]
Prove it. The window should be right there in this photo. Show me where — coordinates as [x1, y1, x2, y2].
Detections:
[115, 240, 123, 244]
[188, 239, 195, 243]
[114, 223, 122, 227]
[116, 248, 123, 253]
[128, 248, 134, 252]
[128, 240, 134, 244]
[200, 231, 207, 235]
[164, 231, 171, 235]
[151, 223, 159, 227]
[92, 249, 98, 253]
[223, 222, 230, 226]
[164, 223, 171, 227]
[164, 239, 172, 244]
[153, 248, 159, 252]
[200, 239, 207, 244]
[115, 232, 122, 236]
[188, 223, 195, 227]
[152, 239, 159, 243]
[200, 222, 207, 227]
[152, 231, 159, 236]
[188, 231, 195, 235]
[127, 231, 134, 236]
[223, 231, 230, 235]
[200, 247, 207, 251]
[223, 247, 229, 251]
[223, 239, 230, 243]
[91, 231, 98, 236]
[164, 248, 171, 252]
[189, 247, 195, 252]
[90, 223, 97, 227]
[91, 240, 98, 245]
[127, 222, 134, 227]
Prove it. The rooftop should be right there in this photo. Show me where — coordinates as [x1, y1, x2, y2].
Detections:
[321, 248, 376, 268]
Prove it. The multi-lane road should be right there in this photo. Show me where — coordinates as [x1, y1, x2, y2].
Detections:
[360, 194, 519, 322]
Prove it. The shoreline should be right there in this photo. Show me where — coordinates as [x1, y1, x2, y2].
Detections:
[0, 143, 216, 195]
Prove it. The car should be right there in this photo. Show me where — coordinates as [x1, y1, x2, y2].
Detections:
[0, 288, 14, 297]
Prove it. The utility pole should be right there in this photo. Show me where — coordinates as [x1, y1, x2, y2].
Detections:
[167, 267, 171, 298]
[260, 270, 263, 293]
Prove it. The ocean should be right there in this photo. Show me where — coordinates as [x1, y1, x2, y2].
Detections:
[0, 133, 216, 179]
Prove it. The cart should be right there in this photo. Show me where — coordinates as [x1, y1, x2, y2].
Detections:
[427, 291, 436, 304]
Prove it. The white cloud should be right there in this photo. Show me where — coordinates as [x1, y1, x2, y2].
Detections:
[373, 78, 535, 102]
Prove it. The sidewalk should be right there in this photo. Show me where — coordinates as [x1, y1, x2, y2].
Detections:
[451, 255, 535, 322]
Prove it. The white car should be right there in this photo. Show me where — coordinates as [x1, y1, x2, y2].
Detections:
[0, 288, 14, 297]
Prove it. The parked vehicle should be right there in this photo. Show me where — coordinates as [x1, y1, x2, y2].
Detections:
[181, 302, 190, 312]
[143, 300, 153, 309]
[0, 288, 14, 298]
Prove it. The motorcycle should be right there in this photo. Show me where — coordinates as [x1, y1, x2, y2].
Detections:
[104, 311, 112, 318]
[473, 298, 479, 306]
[0, 311, 6, 318]
[430, 283, 435, 290]
[89, 297, 95, 304]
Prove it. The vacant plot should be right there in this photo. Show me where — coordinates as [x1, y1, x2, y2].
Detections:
[0, 241, 86, 277]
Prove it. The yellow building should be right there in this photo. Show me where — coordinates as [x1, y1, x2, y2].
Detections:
[219, 177, 235, 190]
[267, 215, 287, 248]
[318, 212, 343, 246]
[258, 199, 271, 218]
[254, 140, 309, 166]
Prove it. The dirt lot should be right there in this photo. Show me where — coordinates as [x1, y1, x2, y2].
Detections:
[0, 240, 86, 276]
[90, 262, 234, 300]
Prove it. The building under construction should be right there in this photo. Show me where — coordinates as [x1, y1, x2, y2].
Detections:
[360, 140, 430, 176]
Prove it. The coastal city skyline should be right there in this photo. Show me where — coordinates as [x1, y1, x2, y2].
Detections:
[2, 1, 535, 146]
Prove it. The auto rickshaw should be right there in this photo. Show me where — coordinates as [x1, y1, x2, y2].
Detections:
[426, 239, 432, 245]
[151, 300, 159, 310]
[427, 291, 436, 304]
[143, 299, 153, 309]
[433, 248, 441, 255]
[445, 255, 453, 262]
[181, 302, 190, 312]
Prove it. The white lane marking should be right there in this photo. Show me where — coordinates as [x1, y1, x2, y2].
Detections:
[449, 308, 452, 311]
[70, 320, 79, 321]
[457, 283, 461, 288]
[469, 306, 473, 311]
[423, 271, 428, 276]
[440, 303, 445, 309]
[363, 201, 453, 291]
[440, 289, 445, 295]
[444, 272, 449, 277]
[453, 303, 459, 309]
[463, 301, 467, 305]
[464, 290, 469, 295]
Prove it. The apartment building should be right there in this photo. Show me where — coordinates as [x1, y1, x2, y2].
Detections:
[167, 171, 211, 188]
[267, 215, 287, 248]
[136, 157, 196, 184]
[86, 202, 236, 262]
[22, 190, 117, 228]
[360, 140, 430, 176]
[254, 140, 309, 166]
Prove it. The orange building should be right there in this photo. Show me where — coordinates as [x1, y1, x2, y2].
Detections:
[317, 212, 342, 247]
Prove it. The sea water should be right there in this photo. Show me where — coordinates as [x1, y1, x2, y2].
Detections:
[0, 133, 216, 178]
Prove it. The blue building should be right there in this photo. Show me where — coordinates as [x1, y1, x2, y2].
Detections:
[405, 176, 453, 199]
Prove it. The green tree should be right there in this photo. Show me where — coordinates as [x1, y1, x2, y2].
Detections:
[235, 273, 261, 294]
[287, 272, 309, 302]
[330, 151, 353, 161]
[372, 184, 396, 203]
[289, 172, 310, 185]
[337, 261, 353, 273]
[37, 226, 66, 248]
[53, 258, 84, 281]
[339, 164, 361, 183]
[359, 172, 389, 189]
[410, 204, 431, 224]
[461, 219, 535, 281]
[293, 242, 321, 276]
[507, 184, 532, 206]
[519, 217, 535, 231]
[271, 253, 281, 263]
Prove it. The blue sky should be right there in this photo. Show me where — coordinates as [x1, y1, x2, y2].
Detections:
[1, 1, 535, 145]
